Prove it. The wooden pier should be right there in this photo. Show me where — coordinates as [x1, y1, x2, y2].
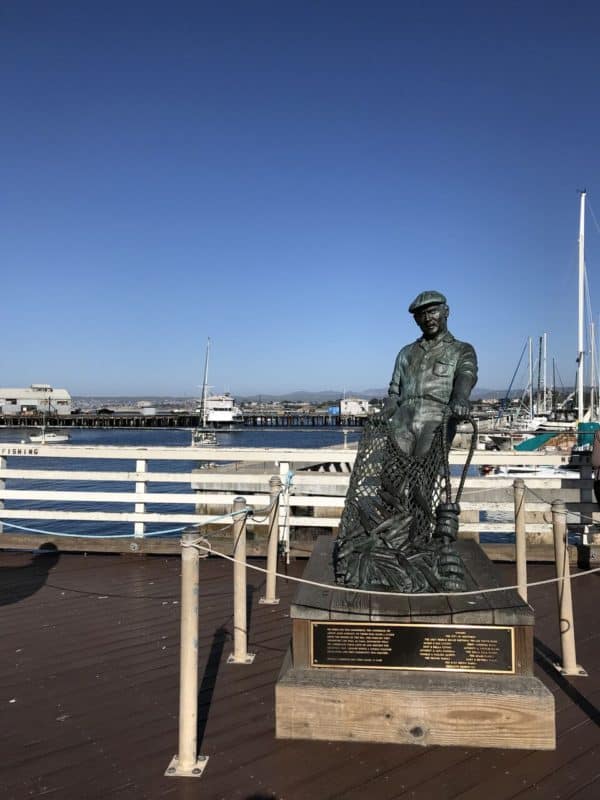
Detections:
[0, 548, 598, 799]
[0, 412, 366, 429]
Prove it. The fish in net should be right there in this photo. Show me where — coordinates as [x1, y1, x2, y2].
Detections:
[333, 413, 476, 593]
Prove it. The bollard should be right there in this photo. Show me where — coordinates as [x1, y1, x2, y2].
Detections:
[165, 532, 209, 778]
[260, 476, 282, 605]
[228, 497, 255, 664]
[513, 479, 528, 602]
[278, 462, 291, 563]
[551, 500, 587, 676]
[0, 456, 5, 534]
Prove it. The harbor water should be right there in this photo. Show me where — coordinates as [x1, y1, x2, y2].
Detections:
[0, 427, 361, 540]
[0, 427, 512, 543]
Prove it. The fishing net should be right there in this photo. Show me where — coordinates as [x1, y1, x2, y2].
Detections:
[333, 413, 476, 593]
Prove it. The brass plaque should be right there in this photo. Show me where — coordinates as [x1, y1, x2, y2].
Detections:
[311, 621, 514, 674]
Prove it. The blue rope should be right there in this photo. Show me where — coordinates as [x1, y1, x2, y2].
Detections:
[0, 521, 183, 538]
[0, 507, 252, 539]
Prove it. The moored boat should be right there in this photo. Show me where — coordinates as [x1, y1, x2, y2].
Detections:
[192, 337, 219, 447]
[28, 429, 71, 444]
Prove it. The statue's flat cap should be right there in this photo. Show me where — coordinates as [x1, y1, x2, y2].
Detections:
[408, 290, 447, 314]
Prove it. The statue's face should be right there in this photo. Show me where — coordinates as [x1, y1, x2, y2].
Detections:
[413, 303, 448, 339]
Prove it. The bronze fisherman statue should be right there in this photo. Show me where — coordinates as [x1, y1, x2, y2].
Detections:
[383, 290, 477, 457]
[334, 290, 478, 593]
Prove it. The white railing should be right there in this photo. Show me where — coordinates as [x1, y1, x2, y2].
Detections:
[0, 444, 595, 547]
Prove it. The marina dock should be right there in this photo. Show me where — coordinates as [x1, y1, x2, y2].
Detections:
[0, 412, 367, 429]
[1, 548, 598, 799]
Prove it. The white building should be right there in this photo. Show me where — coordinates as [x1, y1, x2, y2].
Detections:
[0, 384, 72, 416]
[340, 397, 371, 417]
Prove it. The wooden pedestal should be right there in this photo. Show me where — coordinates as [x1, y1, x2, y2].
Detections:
[275, 537, 555, 750]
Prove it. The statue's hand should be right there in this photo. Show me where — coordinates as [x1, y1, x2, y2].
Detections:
[380, 397, 397, 421]
[448, 400, 470, 421]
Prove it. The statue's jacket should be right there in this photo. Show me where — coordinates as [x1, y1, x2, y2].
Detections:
[388, 331, 478, 411]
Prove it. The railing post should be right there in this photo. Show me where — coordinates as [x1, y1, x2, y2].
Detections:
[513, 479, 528, 602]
[134, 459, 147, 538]
[165, 532, 208, 778]
[278, 462, 291, 562]
[228, 497, 255, 664]
[551, 500, 587, 676]
[0, 456, 5, 533]
[260, 476, 282, 605]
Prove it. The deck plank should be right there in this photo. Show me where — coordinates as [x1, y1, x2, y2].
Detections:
[1, 549, 599, 800]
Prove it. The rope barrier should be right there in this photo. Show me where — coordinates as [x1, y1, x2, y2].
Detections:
[242, 485, 286, 523]
[524, 484, 599, 525]
[0, 522, 180, 538]
[0, 506, 252, 538]
[0, 481, 291, 538]
[1, 480, 595, 543]
[181, 537, 600, 598]
[3, 466, 599, 597]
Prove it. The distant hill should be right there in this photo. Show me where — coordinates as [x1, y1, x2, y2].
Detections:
[239, 388, 511, 402]
[73, 388, 513, 404]
[237, 390, 388, 403]
[73, 386, 548, 405]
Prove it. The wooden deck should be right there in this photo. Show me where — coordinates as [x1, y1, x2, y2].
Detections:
[1, 546, 598, 800]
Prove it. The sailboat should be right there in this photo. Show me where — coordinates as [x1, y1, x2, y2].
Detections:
[29, 428, 71, 444]
[28, 404, 71, 444]
[511, 191, 596, 463]
[192, 339, 218, 447]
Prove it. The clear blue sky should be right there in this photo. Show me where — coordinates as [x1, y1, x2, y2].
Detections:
[2, 1, 600, 396]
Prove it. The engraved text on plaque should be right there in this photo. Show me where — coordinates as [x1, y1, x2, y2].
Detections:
[311, 622, 514, 673]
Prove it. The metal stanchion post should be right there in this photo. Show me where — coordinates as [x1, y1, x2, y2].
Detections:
[165, 532, 209, 778]
[513, 479, 528, 602]
[228, 497, 255, 664]
[260, 476, 282, 605]
[551, 500, 587, 676]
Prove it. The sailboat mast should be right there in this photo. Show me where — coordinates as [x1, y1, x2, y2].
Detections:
[542, 332, 548, 414]
[528, 336, 533, 420]
[577, 190, 586, 423]
[591, 320, 596, 421]
[597, 315, 600, 419]
[201, 337, 211, 429]
[536, 336, 542, 414]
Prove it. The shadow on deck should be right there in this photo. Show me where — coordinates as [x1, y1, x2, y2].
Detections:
[0, 548, 598, 800]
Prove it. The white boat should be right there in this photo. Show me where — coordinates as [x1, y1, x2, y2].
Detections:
[28, 429, 71, 444]
[192, 428, 217, 447]
[200, 393, 243, 426]
[192, 338, 218, 447]
[192, 339, 243, 445]
[488, 464, 579, 479]
[534, 419, 578, 433]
